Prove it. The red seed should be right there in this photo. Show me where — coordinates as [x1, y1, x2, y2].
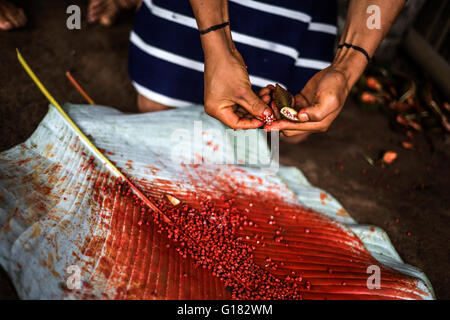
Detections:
[95, 176, 303, 299]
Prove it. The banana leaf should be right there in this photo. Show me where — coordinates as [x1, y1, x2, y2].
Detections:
[0, 104, 434, 300]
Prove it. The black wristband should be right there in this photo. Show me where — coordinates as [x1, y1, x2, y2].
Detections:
[337, 43, 371, 63]
[199, 21, 230, 35]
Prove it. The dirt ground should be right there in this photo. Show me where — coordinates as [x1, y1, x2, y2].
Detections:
[0, 0, 449, 300]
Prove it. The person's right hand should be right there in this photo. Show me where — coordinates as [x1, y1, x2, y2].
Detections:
[203, 48, 273, 129]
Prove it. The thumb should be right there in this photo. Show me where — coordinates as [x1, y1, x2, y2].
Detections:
[299, 92, 340, 122]
[239, 89, 273, 120]
[293, 93, 312, 122]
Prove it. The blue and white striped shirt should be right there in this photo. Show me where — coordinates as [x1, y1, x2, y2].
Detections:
[129, 0, 337, 107]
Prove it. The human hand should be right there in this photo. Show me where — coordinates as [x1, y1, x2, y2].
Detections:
[262, 66, 351, 136]
[202, 32, 273, 129]
[263, 50, 367, 136]
[203, 49, 274, 129]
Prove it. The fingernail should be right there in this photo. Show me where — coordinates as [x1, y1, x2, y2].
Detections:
[263, 108, 273, 117]
[299, 113, 309, 122]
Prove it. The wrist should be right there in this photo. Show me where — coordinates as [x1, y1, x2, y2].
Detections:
[201, 27, 235, 61]
[331, 47, 368, 88]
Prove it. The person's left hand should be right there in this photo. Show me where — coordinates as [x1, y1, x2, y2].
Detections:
[262, 66, 352, 136]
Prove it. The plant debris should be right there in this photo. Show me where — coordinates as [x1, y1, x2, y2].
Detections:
[382, 151, 398, 164]
[353, 63, 450, 150]
[166, 194, 181, 206]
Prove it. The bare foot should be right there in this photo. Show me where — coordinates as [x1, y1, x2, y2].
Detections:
[88, 0, 141, 26]
[137, 93, 173, 113]
[0, 0, 26, 31]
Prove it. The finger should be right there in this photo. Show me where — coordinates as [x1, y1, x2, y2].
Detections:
[265, 120, 325, 132]
[270, 101, 281, 120]
[258, 85, 274, 97]
[217, 108, 264, 130]
[300, 92, 340, 122]
[238, 89, 273, 120]
[260, 94, 271, 104]
[292, 93, 310, 122]
[282, 130, 309, 137]
[264, 109, 337, 132]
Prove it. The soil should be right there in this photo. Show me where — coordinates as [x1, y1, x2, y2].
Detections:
[0, 0, 449, 300]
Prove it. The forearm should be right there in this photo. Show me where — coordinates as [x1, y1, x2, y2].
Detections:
[189, 0, 228, 30]
[333, 0, 406, 86]
[189, 0, 234, 59]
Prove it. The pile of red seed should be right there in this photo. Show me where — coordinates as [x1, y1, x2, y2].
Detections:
[105, 178, 303, 300]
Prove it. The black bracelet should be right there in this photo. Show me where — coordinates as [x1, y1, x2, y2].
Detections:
[337, 43, 371, 63]
[199, 21, 230, 35]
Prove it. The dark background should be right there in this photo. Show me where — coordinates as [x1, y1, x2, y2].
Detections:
[0, 0, 449, 299]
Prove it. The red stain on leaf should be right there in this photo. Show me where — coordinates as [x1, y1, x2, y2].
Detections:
[320, 193, 327, 205]
[75, 165, 428, 300]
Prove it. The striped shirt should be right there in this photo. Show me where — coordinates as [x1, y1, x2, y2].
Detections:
[129, 0, 337, 107]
